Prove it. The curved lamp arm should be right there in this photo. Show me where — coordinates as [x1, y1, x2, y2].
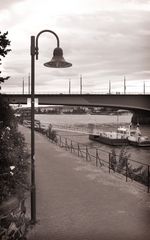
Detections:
[35, 30, 60, 60]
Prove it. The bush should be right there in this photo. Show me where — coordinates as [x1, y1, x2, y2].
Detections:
[109, 149, 117, 172]
[109, 146, 149, 187]
[0, 101, 29, 204]
[117, 146, 131, 173]
[46, 124, 57, 142]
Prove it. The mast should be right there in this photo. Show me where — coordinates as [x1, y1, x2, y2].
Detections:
[124, 76, 126, 94]
[80, 74, 82, 94]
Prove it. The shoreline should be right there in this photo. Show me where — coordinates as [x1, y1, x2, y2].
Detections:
[29, 124, 150, 191]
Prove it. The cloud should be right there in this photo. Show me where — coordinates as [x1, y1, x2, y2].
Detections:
[1, 0, 150, 93]
[0, 0, 24, 10]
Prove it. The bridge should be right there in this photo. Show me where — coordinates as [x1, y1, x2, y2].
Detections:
[1, 93, 150, 112]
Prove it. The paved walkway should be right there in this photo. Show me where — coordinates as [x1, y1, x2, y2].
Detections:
[20, 126, 150, 240]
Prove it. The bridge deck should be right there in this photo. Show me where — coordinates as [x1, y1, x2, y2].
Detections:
[1, 93, 150, 111]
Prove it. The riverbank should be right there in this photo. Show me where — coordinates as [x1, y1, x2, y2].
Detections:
[34, 113, 150, 166]
[19, 125, 150, 240]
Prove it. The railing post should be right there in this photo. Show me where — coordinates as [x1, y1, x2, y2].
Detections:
[59, 136, 61, 147]
[96, 149, 98, 167]
[71, 140, 72, 153]
[148, 165, 150, 193]
[126, 159, 128, 182]
[78, 144, 80, 157]
[65, 138, 67, 151]
[86, 146, 88, 161]
[109, 153, 111, 173]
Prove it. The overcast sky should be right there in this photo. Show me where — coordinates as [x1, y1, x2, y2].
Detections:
[0, 0, 150, 94]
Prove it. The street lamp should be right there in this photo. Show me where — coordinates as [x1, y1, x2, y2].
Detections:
[30, 30, 72, 223]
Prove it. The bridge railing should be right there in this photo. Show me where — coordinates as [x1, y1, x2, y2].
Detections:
[1, 91, 150, 95]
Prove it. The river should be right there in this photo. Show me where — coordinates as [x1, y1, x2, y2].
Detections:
[35, 113, 150, 165]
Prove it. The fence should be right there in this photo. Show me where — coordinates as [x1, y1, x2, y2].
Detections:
[37, 126, 150, 193]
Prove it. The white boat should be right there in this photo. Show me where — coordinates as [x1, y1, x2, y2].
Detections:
[23, 119, 41, 129]
[128, 126, 150, 147]
[89, 126, 130, 146]
[89, 124, 150, 147]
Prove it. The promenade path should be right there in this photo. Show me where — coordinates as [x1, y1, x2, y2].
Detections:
[19, 126, 150, 240]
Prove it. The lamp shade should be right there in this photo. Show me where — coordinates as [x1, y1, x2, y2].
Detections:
[44, 47, 72, 68]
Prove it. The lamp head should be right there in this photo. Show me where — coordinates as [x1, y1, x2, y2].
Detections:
[44, 47, 72, 68]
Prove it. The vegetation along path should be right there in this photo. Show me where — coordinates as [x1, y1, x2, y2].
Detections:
[20, 125, 150, 240]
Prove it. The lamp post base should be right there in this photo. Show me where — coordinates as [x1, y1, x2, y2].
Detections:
[31, 185, 36, 224]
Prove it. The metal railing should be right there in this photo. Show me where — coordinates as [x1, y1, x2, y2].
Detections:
[35, 126, 150, 193]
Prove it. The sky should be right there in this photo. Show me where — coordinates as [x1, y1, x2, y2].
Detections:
[0, 0, 150, 94]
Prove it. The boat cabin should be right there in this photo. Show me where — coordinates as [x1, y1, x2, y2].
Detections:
[117, 127, 128, 135]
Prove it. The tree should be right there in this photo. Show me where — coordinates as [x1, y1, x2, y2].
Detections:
[0, 99, 17, 128]
[117, 146, 131, 173]
[0, 31, 11, 85]
[110, 149, 117, 172]
[0, 32, 29, 203]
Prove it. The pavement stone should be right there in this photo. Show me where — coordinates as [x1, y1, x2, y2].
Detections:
[19, 126, 150, 240]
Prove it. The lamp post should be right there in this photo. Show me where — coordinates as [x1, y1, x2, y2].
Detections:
[30, 30, 72, 223]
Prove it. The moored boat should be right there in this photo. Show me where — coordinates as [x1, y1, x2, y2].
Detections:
[23, 119, 41, 129]
[89, 126, 129, 146]
[128, 126, 150, 147]
[89, 124, 150, 147]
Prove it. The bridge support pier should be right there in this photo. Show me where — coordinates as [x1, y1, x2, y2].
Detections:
[132, 111, 150, 125]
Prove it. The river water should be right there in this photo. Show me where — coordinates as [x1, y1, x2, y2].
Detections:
[35, 113, 150, 165]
